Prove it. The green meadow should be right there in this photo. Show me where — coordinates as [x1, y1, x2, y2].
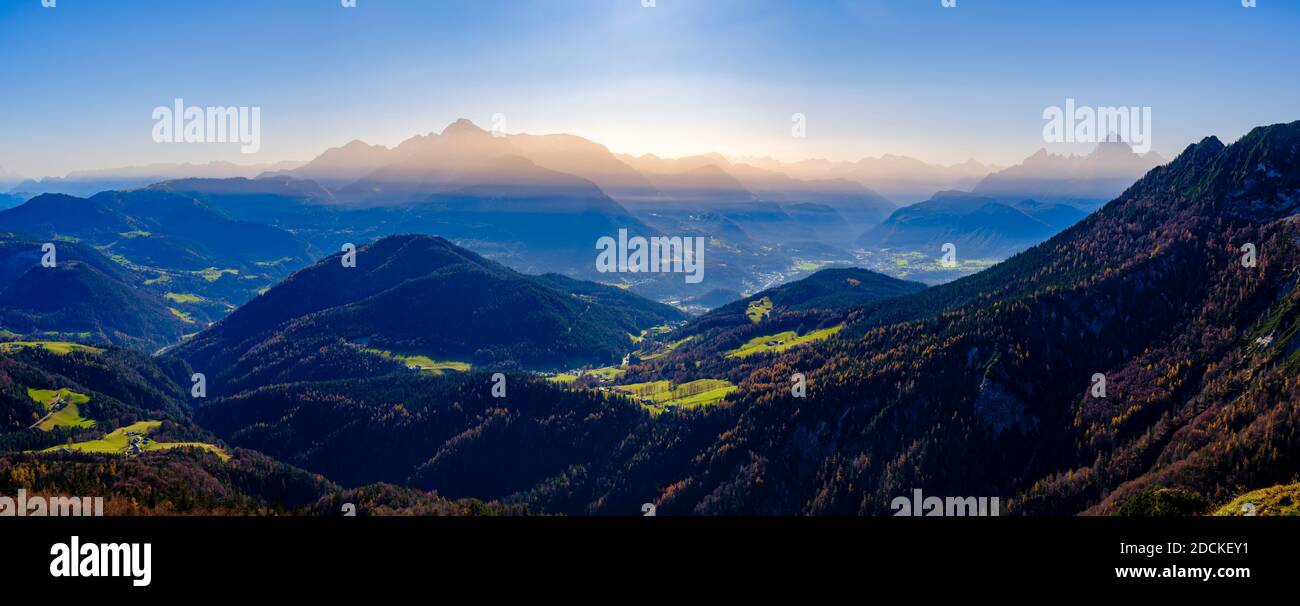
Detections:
[196, 267, 238, 282]
[28, 388, 95, 431]
[164, 292, 204, 303]
[0, 341, 104, 356]
[745, 297, 773, 323]
[546, 366, 625, 384]
[589, 366, 625, 380]
[38, 420, 230, 462]
[727, 324, 844, 358]
[364, 348, 471, 374]
[617, 378, 736, 413]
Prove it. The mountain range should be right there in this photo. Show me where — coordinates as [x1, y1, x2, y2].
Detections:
[6, 160, 306, 199]
[609, 120, 1300, 515]
[4, 120, 1169, 299]
[970, 141, 1165, 208]
[740, 154, 1001, 204]
[172, 234, 687, 394]
[858, 192, 1088, 258]
[0, 239, 191, 349]
[5, 119, 1298, 518]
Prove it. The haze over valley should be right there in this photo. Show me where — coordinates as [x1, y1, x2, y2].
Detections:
[3, 0, 1298, 523]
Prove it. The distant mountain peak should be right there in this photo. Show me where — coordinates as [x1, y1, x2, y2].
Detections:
[341, 139, 384, 150]
[441, 118, 488, 137]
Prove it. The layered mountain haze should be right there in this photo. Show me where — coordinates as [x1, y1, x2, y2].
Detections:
[263, 140, 394, 189]
[173, 234, 687, 393]
[618, 152, 897, 226]
[971, 141, 1165, 208]
[506, 133, 658, 198]
[638, 163, 755, 204]
[3, 119, 1298, 519]
[608, 120, 1300, 515]
[1, 118, 1136, 305]
[859, 191, 1087, 258]
[743, 154, 1002, 204]
[8, 160, 306, 199]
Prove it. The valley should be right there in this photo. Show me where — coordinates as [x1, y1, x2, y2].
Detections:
[1, 118, 1298, 519]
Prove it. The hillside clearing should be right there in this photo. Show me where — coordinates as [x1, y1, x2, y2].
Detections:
[616, 378, 736, 414]
[727, 324, 844, 358]
[364, 348, 471, 374]
[0, 341, 104, 356]
[28, 388, 95, 431]
[37, 420, 230, 462]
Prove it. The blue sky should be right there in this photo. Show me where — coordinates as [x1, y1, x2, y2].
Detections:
[1, 0, 1297, 177]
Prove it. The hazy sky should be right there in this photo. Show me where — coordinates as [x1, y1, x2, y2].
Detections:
[2, 0, 1298, 178]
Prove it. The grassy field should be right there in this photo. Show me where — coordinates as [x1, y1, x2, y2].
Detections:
[745, 297, 773, 323]
[0, 341, 104, 356]
[38, 420, 230, 461]
[164, 292, 204, 303]
[617, 378, 736, 413]
[589, 367, 625, 380]
[547, 366, 626, 384]
[364, 348, 471, 374]
[169, 307, 197, 323]
[1213, 483, 1300, 516]
[28, 388, 95, 430]
[727, 324, 844, 358]
[196, 267, 238, 282]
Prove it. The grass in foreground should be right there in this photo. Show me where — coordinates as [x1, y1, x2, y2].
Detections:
[1213, 483, 1300, 516]
[727, 324, 844, 358]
